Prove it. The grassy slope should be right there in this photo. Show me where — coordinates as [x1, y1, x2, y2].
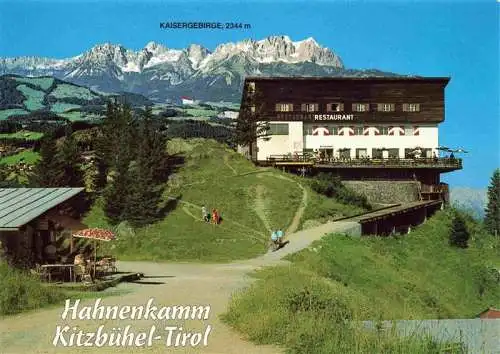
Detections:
[84, 138, 365, 262]
[0, 131, 44, 140]
[17, 85, 45, 111]
[0, 109, 30, 120]
[0, 150, 40, 165]
[222, 209, 500, 352]
[0, 78, 99, 120]
[0, 262, 128, 316]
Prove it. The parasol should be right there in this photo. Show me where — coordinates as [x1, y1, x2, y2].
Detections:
[72, 228, 115, 278]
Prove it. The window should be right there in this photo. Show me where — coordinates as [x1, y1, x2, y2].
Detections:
[248, 82, 256, 93]
[404, 148, 414, 158]
[356, 148, 367, 158]
[377, 103, 395, 112]
[327, 103, 344, 112]
[250, 105, 256, 113]
[269, 123, 289, 135]
[422, 148, 432, 158]
[353, 126, 364, 135]
[403, 103, 420, 112]
[301, 103, 319, 112]
[404, 126, 413, 136]
[377, 126, 389, 135]
[303, 125, 313, 135]
[372, 148, 384, 159]
[388, 149, 399, 158]
[275, 103, 293, 112]
[352, 103, 369, 112]
[339, 149, 351, 159]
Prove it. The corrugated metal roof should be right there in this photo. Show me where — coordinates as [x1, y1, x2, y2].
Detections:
[0, 188, 84, 230]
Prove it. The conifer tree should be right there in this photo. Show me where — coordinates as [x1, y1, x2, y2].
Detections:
[233, 82, 270, 160]
[102, 101, 136, 224]
[58, 131, 84, 187]
[484, 168, 500, 236]
[449, 213, 470, 248]
[122, 106, 164, 226]
[29, 134, 64, 187]
[103, 156, 130, 225]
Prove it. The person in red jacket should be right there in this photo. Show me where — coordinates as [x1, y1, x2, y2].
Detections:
[212, 209, 219, 225]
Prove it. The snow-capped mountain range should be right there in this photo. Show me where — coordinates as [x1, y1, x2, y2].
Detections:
[0, 35, 400, 102]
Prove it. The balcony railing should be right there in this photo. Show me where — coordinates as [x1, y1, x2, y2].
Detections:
[421, 183, 449, 194]
[265, 154, 462, 169]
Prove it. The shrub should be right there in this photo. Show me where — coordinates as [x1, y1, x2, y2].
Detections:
[308, 173, 371, 210]
[0, 262, 66, 315]
[449, 213, 470, 248]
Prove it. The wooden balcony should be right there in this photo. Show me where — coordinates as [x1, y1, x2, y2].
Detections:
[263, 155, 462, 171]
[420, 183, 450, 203]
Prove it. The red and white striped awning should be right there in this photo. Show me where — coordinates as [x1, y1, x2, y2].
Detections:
[73, 228, 115, 241]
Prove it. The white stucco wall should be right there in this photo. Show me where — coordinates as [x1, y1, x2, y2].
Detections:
[288, 122, 304, 153]
[257, 135, 289, 160]
[304, 124, 439, 158]
[256, 121, 303, 160]
[255, 122, 439, 160]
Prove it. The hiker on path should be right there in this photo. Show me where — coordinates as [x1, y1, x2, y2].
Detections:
[202, 205, 208, 222]
[271, 230, 278, 245]
[277, 228, 284, 241]
[212, 209, 219, 225]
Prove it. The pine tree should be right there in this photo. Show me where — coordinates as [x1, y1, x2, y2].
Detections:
[449, 213, 470, 248]
[233, 82, 270, 160]
[58, 131, 84, 187]
[122, 106, 164, 226]
[102, 101, 136, 224]
[103, 157, 130, 225]
[29, 134, 64, 187]
[484, 168, 500, 236]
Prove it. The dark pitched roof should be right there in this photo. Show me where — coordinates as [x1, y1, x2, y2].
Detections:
[0, 188, 84, 231]
[244, 76, 450, 84]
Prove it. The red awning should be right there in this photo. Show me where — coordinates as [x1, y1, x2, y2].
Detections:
[73, 228, 115, 241]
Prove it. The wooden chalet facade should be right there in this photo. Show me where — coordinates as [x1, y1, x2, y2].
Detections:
[238, 77, 463, 203]
[0, 188, 86, 267]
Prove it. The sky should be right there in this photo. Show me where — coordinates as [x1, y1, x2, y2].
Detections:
[0, 0, 498, 189]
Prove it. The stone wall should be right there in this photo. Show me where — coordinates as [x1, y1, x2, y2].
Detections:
[342, 180, 420, 204]
[362, 319, 499, 354]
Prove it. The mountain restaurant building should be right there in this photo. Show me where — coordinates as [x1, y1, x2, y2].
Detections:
[239, 77, 462, 202]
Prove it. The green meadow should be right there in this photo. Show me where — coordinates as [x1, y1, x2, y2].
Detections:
[222, 209, 499, 353]
[85, 138, 365, 262]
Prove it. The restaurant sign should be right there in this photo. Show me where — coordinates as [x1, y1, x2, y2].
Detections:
[275, 113, 355, 121]
[314, 114, 354, 121]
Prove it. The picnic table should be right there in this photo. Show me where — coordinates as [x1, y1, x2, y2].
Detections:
[39, 264, 75, 282]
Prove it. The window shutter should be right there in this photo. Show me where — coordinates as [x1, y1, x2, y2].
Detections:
[275, 104, 280, 111]
[377, 104, 383, 112]
[416, 104, 420, 111]
[339, 103, 344, 112]
[403, 103, 408, 112]
[301, 104, 306, 112]
[391, 104, 395, 112]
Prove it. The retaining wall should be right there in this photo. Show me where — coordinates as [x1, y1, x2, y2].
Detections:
[362, 319, 500, 354]
[343, 180, 420, 204]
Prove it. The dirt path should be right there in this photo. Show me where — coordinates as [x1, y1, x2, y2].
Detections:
[253, 183, 272, 233]
[173, 197, 266, 240]
[273, 174, 308, 234]
[0, 219, 359, 354]
[223, 155, 238, 176]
